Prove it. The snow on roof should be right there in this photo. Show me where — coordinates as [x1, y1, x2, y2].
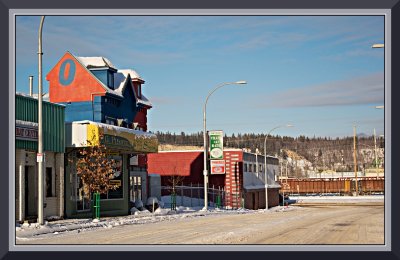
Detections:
[73, 54, 152, 106]
[16, 119, 38, 128]
[72, 120, 157, 138]
[118, 69, 144, 81]
[76, 56, 116, 70]
[113, 71, 129, 95]
[137, 94, 153, 107]
[113, 70, 152, 107]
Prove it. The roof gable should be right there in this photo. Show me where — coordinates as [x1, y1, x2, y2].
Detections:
[46, 51, 107, 103]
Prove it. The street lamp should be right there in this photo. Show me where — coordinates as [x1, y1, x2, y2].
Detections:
[264, 124, 293, 209]
[375, 105, 384, 109]
[372, 44, 385, 48]
[37, 16, 45, 225]
[202, 80, 247, 211]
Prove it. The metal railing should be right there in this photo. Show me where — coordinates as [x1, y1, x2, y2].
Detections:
[161, 184, 243, 210]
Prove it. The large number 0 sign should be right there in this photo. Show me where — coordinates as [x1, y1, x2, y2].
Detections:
[59, 59, 76, 86]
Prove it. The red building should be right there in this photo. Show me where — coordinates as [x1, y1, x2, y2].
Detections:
[147, 149, 281, 209]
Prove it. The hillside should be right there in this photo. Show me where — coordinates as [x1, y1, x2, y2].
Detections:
[154, 131, 385, 177]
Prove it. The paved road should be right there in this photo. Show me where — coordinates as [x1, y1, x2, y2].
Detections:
[17, 204, 384, 245]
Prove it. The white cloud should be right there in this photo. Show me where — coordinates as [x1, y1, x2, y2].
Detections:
[258, 72, 384, 108]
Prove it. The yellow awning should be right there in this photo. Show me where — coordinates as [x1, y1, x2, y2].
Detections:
[66, 120, 158, 153]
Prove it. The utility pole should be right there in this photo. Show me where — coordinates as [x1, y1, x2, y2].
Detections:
[353, 125, 358, 196]
[37, 16, 45, 225]
[374, 128, 379, 178]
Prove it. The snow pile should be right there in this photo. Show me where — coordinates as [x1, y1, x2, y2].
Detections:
[290, 194, 384, 204]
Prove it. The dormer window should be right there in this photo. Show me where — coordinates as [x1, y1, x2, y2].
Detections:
[107, 71, 114, 89]
[90, 67, 117, 89]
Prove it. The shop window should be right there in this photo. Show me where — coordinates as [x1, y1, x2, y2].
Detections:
[46, 167, 54, 197]
[76, 176, 91, 211]
[130, 176, 142, 203]
[100, 155, 124, 200]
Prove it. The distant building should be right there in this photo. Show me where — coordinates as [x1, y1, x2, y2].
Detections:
[46, 52, 157, 218]
[147, 149, 281, 209]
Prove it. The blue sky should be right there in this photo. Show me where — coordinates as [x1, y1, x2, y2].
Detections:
[15, 15, 385, 138]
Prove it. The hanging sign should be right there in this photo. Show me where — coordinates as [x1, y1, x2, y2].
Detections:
[36, 153, 45, 162]
[210, 160, 226, 174]
[209, 130, 224, 159]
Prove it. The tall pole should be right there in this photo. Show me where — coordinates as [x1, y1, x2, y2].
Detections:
[353, 125, 358, 196]
[202, 81, 246, 211]
[264, 124, 293, 209]
[37, 16, 45, 225]
[256, 148, 259, 179]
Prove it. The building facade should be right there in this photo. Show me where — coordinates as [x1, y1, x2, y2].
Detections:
[147, 149, 281, 209]
[15, 94, 65, 222]
[46, 52, 157, 218]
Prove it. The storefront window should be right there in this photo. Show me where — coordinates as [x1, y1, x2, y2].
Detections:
[100, 154, 124, 200]
[76, 177, 91, 211]
[130, 176, 142, 203]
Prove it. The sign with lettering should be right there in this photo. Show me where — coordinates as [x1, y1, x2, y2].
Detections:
[109, 180, 122, 187]
[210, 160, 226, 174]
[16, 121, 38, 141]
[103, 135, 133, 150]
[37, 153, 45, 162]
[209, 130, 224, 159]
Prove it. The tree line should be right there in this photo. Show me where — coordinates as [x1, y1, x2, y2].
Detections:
[154, 131, 385, 171]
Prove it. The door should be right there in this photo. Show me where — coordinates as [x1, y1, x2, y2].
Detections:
[25, 166, 37, 217]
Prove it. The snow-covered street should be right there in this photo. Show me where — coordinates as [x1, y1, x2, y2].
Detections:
[15, 195, 385, 247]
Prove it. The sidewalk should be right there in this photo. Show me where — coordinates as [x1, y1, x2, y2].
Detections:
[15, 206, 255, 239]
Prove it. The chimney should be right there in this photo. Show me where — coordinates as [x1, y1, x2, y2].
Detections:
[29, 76, 33, 97]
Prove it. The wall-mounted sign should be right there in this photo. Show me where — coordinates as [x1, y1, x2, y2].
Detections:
[109, 180, 122, 187]
[36, 153, 45, 163]
[209, 130, 223, 159]
[210, 160, 226, 174]
[59, 59, 76, 86]
[16, 120, 38, 141]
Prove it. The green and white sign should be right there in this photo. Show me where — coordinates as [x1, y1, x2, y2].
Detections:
[209, 130, 224, 159]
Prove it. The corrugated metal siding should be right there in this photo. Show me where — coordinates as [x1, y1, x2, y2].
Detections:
[16, 95, 65, 153]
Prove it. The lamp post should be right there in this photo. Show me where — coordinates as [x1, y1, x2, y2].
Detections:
[374, 105, 384, 177]
[372, 44, 384, 48]
[264, 124, 293, 209]
[37, 16, 45, 225]
[353, 125, 358, 196]
[202, 80, 247, 211]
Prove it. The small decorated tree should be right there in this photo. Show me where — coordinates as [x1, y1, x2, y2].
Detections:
[75, 133, 119, 219]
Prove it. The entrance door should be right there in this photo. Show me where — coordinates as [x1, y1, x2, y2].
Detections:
[25, 166, 37, 218]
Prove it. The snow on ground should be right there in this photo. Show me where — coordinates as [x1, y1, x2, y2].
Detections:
[15, 195, 383, 240]
[289, 194, 384, 204]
